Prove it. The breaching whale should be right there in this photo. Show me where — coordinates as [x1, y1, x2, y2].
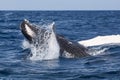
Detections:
[20, 19, 90, 59]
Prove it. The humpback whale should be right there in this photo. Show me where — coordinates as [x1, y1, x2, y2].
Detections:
[20, 19, 90, 59]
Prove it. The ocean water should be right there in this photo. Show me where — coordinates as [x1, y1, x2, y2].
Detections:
[0, 11, 120, 80]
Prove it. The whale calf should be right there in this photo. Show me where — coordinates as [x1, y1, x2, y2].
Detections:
[20, 19, 90, 59]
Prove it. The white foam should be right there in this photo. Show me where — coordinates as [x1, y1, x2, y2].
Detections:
[88, 47, 109, 56]
[22, 39, 31, 49]
[44, 29, 60, 59]
[79, 35, 120, 47]
[29, 23, 60, 61]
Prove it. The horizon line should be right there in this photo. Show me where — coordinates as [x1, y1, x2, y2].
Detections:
[0, 9, 120, 11]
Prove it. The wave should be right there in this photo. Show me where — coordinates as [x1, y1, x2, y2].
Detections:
[79, 35, 120, 47]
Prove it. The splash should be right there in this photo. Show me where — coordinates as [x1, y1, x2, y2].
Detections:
[79, 35, 120, 47]
[22, 23, 60, 61]
[22, 39, 31, 49]
[88, 46, 109, 56]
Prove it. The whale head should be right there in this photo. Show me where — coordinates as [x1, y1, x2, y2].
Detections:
[20, 19, 39, 42]
[20, 19, 55, 43]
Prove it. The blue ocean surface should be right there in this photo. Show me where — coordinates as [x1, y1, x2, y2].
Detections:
[0, 11, 120, 80]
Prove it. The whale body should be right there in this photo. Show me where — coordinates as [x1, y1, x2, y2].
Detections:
[20, 19, 90, 59]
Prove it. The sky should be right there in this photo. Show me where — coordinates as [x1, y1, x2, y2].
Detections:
[0, 0, 120, 10]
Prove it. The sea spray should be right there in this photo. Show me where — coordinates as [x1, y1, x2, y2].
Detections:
[88, 47, 109, 56]
[22, 23, 60, 60]
[22, 39, 31, 49]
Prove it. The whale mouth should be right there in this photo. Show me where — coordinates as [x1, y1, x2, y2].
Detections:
[20, 19, 39, 42]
